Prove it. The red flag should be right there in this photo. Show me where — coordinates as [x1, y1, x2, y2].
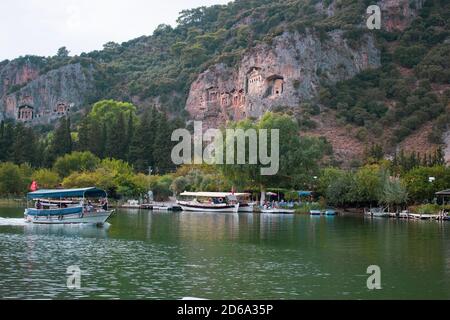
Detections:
[30, 181, 38, 192]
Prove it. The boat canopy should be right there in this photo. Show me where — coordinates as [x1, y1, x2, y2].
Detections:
[436, 189, 450, 196]
[180, 192, 250, 198]
[27, 187, 107, 200]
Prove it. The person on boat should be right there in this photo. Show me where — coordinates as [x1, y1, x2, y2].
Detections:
[87, 200, 93, 212]
[35, 200, 42, 210]
[102, 198, 108, 211]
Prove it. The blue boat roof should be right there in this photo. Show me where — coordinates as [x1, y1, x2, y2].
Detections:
[27, 187, 107, 200]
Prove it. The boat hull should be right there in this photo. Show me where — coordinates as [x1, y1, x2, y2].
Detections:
[153, 206, 170, 211]
[25, 210, 114, 225]
[261, 208, 295, 214]
[238, 204, 255, 213]
[179, 203, 239, 213]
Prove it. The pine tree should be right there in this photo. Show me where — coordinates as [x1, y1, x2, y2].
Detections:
[51, 117, 73, 159]
[434, 147, 445, 166]
[106, 112, 127, 160]
[126, 112, 134, 160]
[153, 111, 174, 173]
[11, 123, 38, 166]
[0, 121, 6, 162]
[0, 121, 15, 162]
[129, 108, 155, 172]
[77, 115, 91, 152]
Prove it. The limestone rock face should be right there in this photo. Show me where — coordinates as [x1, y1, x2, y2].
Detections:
[0, 62, 95, 124]
[378, 0, 424, 32]
[186, 31, 381, 127]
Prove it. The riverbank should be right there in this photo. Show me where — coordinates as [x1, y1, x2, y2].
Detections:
[0, 198, 26, 207]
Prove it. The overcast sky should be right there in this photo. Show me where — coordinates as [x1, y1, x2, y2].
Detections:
[0, 0, 231, 61]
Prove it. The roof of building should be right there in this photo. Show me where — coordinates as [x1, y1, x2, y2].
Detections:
[18, 104, 34, 109]
[436, 189, 450, 196]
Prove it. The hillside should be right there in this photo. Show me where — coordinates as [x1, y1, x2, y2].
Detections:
[0, 0, 449, 165]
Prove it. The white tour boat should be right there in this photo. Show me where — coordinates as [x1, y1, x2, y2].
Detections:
[177, 192, 240, 213]
[261, 207, 296, 214]
[24, 187, 115, 225]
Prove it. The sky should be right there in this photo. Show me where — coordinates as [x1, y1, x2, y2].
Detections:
[0, 0, 231, 61]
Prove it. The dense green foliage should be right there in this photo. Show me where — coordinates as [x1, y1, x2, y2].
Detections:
[218, 112, 331, 191]
[319, 0, 450, 144]
[317, 163, 450, 209]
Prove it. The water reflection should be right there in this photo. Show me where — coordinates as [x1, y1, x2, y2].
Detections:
[23, 223, 110, 239]
[0, 208, 449, 299]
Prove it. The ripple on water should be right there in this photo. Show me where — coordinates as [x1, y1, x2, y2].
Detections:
[0, 218, 27, 226]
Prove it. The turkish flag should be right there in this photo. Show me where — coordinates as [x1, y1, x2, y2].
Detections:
[30, 181, 38, 192]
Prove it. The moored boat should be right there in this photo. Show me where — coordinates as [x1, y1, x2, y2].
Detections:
[365, 207, 390, 217]
[153, 205, 170, 211]
[325, 209, 337, 216]
[234, 193, 256, 212]
[310, 210, 322, 216]
[177, 192, 240, 213]
[261, 208, 295, 214]
[25, 187, 114, 226]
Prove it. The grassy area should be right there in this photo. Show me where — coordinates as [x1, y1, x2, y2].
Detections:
[409, 204, 450, 215]
[0, 198, 27, 207]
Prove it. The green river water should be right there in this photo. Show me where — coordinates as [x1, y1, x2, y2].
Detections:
[0, 207, 449, 299]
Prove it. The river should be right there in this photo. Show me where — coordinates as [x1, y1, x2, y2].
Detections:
[0, 207, 449, 299]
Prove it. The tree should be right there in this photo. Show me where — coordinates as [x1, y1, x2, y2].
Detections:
[0, 121, 15, 162]
[325, 170, 355, 207]
[0, 162, 27, 195]
[129, 108, 156, 172]
[353, 165, 384, 205]
[53, 151, 100, 178]
[89, 100, 136, 124]
[32, 169, 60, 189]
[379, 175, 408, 212]
[105, 111, 128, 160]
[57, 47, 70, 58]
[403, 166, 450, 203]
[152, 111, 175, 173]
[11, 123, 38, 166]
[218, 112, 327, 198]
[51, 117, 73, 160]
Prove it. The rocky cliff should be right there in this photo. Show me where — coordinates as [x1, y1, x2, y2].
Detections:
[186, 30, 380, 127]
[0, 61, 95, 124]
[379, 0, 424, 32]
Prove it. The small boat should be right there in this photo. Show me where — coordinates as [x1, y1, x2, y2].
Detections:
[238, 203, 255, 212]
[177, 192, 240, 213]
[261, 208, 295, 214]
[398, 211, 411, 219]
[365, 207, 390, 217]
[25, 187, 114, 225]
[235, 193, 256, 212]
[153, 205, 170, 211]
[310, 210, 322, 216]
[325, 209, 337, 216]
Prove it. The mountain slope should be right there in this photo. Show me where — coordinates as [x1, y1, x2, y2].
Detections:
[0, 0, 448, 164]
